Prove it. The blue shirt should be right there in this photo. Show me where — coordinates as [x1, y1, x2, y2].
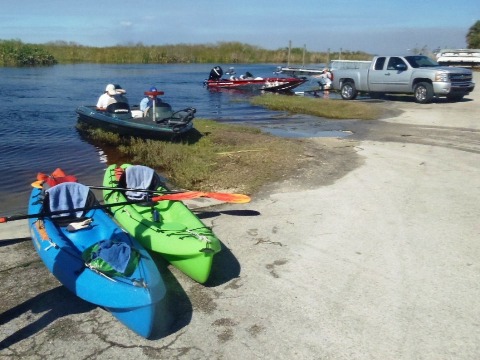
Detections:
[140, 97, 162, 111]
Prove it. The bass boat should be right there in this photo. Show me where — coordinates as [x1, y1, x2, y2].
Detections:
[28, 179, 166, 338]
[76, 89, 196, 139]
[204, 66, 307, 92]
[103, 164, 222, 283]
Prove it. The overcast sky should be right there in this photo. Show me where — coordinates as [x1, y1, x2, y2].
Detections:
[1, 0, 478, 55]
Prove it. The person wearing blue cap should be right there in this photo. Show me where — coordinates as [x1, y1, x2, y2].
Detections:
[140, 86, 162, 114]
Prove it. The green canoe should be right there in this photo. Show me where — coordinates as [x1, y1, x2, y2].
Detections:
[103, 164, 221, 283]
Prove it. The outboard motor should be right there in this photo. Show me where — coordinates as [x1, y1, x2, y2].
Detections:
[209, 66, 223, 80]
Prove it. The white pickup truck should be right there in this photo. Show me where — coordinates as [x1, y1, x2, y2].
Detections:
[331, 55, 475, 103]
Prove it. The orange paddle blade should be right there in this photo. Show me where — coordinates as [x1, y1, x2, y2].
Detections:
[151, 191, 251, 203]
[31, 180, 44, 189]
[203, 192, 251, 203]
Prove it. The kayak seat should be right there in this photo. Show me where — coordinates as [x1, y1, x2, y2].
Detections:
[117, 165, 164, 204]
[106, 102, 131, 115]
[44, 182, 97, 227]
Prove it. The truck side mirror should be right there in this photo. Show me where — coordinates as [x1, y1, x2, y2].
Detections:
[396, 64, 407, 71]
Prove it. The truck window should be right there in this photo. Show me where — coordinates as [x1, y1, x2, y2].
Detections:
[374, 57, 386, 70]
[405, 55, 439, 68]
[387, 57, 407, 70]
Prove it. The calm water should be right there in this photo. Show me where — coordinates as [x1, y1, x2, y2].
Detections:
[0, 63, 345, 215]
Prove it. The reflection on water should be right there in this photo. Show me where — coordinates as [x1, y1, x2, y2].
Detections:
[0, 63, 346, 215]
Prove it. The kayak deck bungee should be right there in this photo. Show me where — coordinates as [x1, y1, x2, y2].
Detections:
[28, 180, 166, 338]
[103, 164, 222, 283]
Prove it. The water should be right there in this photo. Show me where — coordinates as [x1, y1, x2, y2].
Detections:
[0, 63, 346, 215]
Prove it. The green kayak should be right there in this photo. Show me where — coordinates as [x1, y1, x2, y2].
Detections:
[103, 164, 221, 283]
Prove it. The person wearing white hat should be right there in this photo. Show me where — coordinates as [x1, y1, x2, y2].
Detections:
[96, 84, 117, 111]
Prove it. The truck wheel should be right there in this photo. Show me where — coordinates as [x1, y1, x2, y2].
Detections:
[414, 82, 434, 104]
[341, 82, 358, 100]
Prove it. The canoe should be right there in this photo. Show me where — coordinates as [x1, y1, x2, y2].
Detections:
[75, 100, 196, 139]
[102, 164, 222, 283]
[28, 181, 166, 338]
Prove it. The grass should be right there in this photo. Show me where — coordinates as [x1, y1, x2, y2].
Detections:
[250, 93, 382, 120]
[77, 119, 307, 194]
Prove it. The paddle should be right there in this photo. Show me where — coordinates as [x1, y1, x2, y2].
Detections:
[93, 185, 251, 204]
[0, 190, 248, 223]
[30, 182, 251, 204]
[0, 200, 135, 223]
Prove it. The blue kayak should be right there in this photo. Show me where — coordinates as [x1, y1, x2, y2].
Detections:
[28, 182, 166, 338]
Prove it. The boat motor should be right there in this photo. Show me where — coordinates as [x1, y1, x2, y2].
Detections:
[209, 66, 223, 80]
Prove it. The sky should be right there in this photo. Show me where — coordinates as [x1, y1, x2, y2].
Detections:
[1, 0, 479, 55]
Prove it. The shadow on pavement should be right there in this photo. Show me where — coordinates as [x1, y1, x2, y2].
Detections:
[0, 237, 31, 248]
[195, 209, 261, 220]
[0, 286, 94, 350]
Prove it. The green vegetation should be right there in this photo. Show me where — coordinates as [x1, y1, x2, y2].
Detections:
[467, 21, 480, 48]
[40, 41, 372, 64]
[1, 39, 371, 66]
[0, 40, 57, 66]
[77, 119, 307, 194]
[250, 94, 382, 120]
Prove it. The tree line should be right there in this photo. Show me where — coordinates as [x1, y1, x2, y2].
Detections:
[467, 21, 480, 48]
[1, 39, 370, 67]
[2, 19, 479, 67]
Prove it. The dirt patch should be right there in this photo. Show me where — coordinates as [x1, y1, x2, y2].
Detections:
[256, 136, 363, 196]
